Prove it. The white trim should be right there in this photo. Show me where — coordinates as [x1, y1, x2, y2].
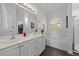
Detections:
[73, 50, 79, 53]
[15, 3, 37, 15]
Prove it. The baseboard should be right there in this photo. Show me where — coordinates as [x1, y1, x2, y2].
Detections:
[46, 45, 67, 52]
[73, 50, 79, 53]
[46, 42, 68, 52]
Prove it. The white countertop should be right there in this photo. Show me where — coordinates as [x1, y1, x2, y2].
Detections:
[0, 34, 43, 50]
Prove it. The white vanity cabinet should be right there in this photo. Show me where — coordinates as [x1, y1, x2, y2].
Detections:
[0, 44, 19, 56]
[0, 35, 45, 56]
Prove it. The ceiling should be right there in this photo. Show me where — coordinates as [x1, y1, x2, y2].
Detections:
[30, 3, 67, 15]
[72, 3, 79, 10]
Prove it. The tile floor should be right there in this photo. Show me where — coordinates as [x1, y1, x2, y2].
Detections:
[40, 46, 73, 56]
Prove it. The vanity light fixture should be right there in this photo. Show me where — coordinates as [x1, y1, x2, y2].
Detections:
[16, 3, 37, 15]
[57, 23, 61, 27]
[51, 23, 62, 31]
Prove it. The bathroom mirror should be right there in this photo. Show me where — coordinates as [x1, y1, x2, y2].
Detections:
[16, 5, 29, 35]
[0, 4, 16, 36]
[31, 21, 35, 29]
[18, 24, 23, 34]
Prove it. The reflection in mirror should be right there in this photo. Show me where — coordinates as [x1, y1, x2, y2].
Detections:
[18, 24, 23, 34]
[1, 4, 9, 29]
[24, 16, 28, 27]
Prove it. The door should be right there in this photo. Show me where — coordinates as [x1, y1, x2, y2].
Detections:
[74, 16, 79, 51]
[0, 45, 19, 56]
[47, 16, 68, 51]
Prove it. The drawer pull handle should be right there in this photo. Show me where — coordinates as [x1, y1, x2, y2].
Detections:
[17, 46, 20, 48]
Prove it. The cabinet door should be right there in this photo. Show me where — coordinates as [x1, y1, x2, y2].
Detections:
[36, 36, 45, 55]
[30, 39, 36, 56]
[20, 44, 30, 56]
[0, 45, 19, 56]
[36, 36, 42, 55]
[20, 39, 36, 56]
[41, 36, 45, 52]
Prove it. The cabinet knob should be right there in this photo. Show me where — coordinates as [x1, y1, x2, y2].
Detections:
[17, 46, 20, 48]
[20, 45, 24, 47]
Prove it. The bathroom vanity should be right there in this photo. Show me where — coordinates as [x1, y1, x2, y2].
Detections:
[0, 34, 45, 56]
